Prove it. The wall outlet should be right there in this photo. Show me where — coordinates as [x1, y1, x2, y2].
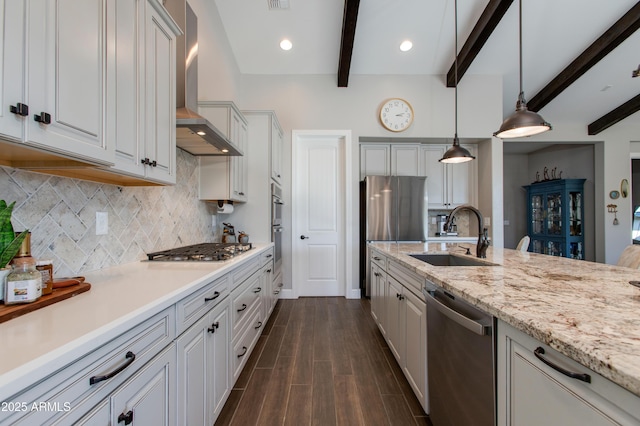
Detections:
[504, 219, 510, 226]
[96, 212, 108, 235]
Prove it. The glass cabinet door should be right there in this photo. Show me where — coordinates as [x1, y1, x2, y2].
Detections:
[569, 191, 582, 236]
[531, 195, 544, 235]
[546, 192, 562, 236]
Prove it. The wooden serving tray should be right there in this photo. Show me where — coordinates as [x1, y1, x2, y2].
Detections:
[0, 282, 91, 324]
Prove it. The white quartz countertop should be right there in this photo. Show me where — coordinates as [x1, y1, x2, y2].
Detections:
[0, 243, 272, 402]
[370, 242, 640, 398]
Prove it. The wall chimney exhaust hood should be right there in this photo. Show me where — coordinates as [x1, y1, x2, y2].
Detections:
[165, 0, 242, 156]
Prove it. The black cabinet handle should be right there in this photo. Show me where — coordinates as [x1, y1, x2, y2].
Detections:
[10, 103, 28, 116]
[253, 287, 262, 293]
[34, 112, 51, 124]
[534, 347, 591, 383]
[237, 303, 247, 312]
[90, 351, 136, 385]
[208, 322, 220, 333]
[266, 269, 272, 273]
[204, 291, 220, 302]
[237, 346, 248, 358]
[141, 158, 149, 165]
[266, 254, 273, 258]
[118, 410, 134, 425]
[373, 256, 381, 261]
[255, 321, 263, 330]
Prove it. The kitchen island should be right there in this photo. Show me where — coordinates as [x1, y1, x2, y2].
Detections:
[0, 243, 274, 425]
[370, 242, 640, 420]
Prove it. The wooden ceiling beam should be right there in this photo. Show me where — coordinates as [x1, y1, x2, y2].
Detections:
[529, 2, 640, 112]
[337, 0, 360, 87]
[587, 94, 640, 135]
[446, 0, 514, 87]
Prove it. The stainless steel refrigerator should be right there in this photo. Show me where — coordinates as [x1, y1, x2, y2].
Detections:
[359, 175, 428, 296]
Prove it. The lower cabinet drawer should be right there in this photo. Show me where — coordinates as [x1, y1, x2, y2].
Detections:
[0, 307, 176, 426]
[231, 306, 263, 382]
[176, 275, 229, 335]
[231, 271, 262, 339]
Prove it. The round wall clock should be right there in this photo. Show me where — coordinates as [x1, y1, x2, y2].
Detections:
[379, 98, 414, 132]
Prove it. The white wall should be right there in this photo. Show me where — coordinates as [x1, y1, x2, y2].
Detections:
[503, 153, 528, 248]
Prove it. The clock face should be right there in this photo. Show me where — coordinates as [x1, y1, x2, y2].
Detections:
[379, 98, 414, 132]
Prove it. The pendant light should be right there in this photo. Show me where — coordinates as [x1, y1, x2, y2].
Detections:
[494, 0, 551, 139]
[440, 0, 475, 164]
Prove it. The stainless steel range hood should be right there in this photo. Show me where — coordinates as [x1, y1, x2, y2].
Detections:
[165, 0, 242, 156]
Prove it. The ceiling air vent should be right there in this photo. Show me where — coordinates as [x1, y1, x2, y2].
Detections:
[268, 0, 289, 10]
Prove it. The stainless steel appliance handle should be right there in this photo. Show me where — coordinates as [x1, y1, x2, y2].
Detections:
[423, 289, 489, 336]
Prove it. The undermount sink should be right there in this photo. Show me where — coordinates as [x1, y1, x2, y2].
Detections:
[409, 253, 496, 267]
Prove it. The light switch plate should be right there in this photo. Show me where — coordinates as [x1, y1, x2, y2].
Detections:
[96, 212, 108, 235]
[484, 216, 491, 227]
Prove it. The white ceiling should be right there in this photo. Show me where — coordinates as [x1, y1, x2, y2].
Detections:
[213, 0, 640, 129]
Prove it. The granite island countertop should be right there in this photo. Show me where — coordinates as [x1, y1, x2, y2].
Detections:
[370, 242, 640, 398]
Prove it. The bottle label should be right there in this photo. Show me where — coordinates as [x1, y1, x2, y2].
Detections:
[5, 278, 42, 304]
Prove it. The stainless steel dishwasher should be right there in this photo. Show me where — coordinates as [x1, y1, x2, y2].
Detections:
[423, 281, 495, 426]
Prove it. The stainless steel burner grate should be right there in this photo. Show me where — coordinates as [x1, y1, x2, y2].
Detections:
[146, 243, 253, 261]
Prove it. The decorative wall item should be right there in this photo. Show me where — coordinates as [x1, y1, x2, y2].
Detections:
[607, 204, 619, 225]
[621, 179, 629, 198]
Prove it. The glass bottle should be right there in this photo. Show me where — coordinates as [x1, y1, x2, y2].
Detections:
[4, 232, 42, 304]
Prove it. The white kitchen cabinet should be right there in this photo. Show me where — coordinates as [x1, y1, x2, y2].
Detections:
[110, 0, 178, 185]
[271, 115, 284, 183]
[359, 143, 421, 179]
[199, 101, 248, 202]
[0, 0, 114, 165]
[420, 144, 477, 209]
[369, 248, 428, 413]
[497, 320, 640, 426]
[1, 307, 175, 425]
[176, 297, 230, 426]
[110, 344, 175, 426]
[261, 248, 276, 320]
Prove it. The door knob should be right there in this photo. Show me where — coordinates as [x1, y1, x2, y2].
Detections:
[300, 235, 309, 240]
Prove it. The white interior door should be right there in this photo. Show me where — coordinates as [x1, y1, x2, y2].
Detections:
[293, 131, 350, 297]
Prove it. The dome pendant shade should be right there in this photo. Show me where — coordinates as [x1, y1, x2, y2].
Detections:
[440, 136, 475, 163]
[494, 92, 551, 138]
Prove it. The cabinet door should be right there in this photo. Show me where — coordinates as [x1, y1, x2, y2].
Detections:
[209, 303, 230, 421]
[391, 144, 420, 176]
[370, 262, 385, 331]
[420, 145, 447, 208]
[142, 0, 176, 184]
[176, 313, 209, 426]
[231, 115, 248, 201]
[403, 289, 427, 404]
[111, 0, 144, 177]
[271, 117, 283, 183]
[447, 144, 476, 207]
[360, 144, 390, 178]
[0, 0, 26, 141]
[111, 344, 175, 426]
[385, 276, 404, 361]
[27, 0, 113, 164]
[74, 399, 110, 425]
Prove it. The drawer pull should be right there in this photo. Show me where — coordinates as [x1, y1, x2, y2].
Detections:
[10, 103, 28, 116]
[534, 347, 591, 383]
[208, 322, 220, 333]
[204, 291, 220, 302]
[118, 410, 134, 425]
[255, 321, 263, 330]
[253, 287, 262, 293]
[237, 303, 247, 312]
[266, 269, 272, 273]
[90, 351, 136, 385]
[266, 254, 273, 258]
[237, 346, 248, 358]
[373, 256, 381, 260]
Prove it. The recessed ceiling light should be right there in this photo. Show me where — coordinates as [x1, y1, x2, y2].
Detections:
[280, 39, 293, 51]
[196, 131, 206, 136]
[399, 40, 413, 52]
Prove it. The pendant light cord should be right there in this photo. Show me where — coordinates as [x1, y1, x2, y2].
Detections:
[454, 0, 459, 144]
[518, 0, 522, 96]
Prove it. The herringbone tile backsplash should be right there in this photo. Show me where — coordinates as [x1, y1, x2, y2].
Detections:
[0, 150, 215, 277]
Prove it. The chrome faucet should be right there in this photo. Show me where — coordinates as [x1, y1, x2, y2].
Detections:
[444, 204, 490, 258]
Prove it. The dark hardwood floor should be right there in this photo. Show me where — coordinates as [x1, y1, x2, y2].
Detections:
[215, 297, 430, 426]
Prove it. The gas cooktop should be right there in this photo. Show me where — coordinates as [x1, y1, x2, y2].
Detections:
[146, 242, 253, 262]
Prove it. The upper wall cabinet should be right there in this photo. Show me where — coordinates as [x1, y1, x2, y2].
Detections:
[420, 144, 477, 209]
[360, 144, 421, 179]
[0, 0, 114, 165]
[110, 0, 179, 185]
[199, 102, 249, 202]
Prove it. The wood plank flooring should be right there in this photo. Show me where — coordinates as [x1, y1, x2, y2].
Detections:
[215, 297, 431, 426]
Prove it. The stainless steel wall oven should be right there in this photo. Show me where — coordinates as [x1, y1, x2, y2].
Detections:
[271, 183, 283, 275]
